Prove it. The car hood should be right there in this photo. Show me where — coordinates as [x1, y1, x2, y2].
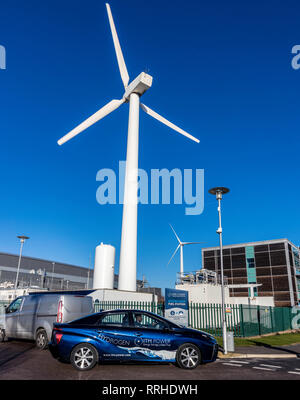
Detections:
[179, 326, 217, 342]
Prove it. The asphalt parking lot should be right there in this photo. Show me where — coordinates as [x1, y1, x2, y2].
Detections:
[0, 340, 300, 380]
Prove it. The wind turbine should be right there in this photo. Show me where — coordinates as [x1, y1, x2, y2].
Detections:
[57, 3, 200, 292]
[168, 225, 204, 277]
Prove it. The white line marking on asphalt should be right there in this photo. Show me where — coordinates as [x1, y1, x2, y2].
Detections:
[253, 367, 273, 371]
[222, 363, 242, 367]
[229, 360, 249, 364]
[288, 371, 300, 375]
[259, 364, 282, 369]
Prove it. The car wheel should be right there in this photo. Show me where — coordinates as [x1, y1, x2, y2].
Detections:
[70, 343, 98, 371]
[176, 343, 201, 369]
[36, 329, 48, 350]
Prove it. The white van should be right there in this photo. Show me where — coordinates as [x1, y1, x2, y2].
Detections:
[0, 293, 94, 349]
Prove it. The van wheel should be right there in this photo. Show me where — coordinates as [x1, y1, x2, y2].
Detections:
[0, 329, 5, 342]
[70, 343, 98, 371]
[176, 343, 201, 369]
[36, 329, 48, 350]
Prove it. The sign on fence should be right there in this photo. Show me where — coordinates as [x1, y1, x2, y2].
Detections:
[165, 288, 189, 327]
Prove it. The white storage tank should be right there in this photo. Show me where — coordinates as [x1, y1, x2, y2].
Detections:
[93, 243, 115, 289]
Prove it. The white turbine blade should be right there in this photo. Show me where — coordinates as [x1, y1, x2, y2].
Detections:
[106, 3, 129, 88]
[169, 224, 181, 244]
[182, 242, 205, 245]
[167, 244, 180, 266]
[140, 103, 200, 143]
[57, 98, 125, 145]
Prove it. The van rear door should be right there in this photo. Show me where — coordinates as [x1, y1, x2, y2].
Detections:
[61, 296, 94, 322]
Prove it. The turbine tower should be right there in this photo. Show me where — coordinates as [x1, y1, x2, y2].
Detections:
[168, 225, 203, 277]
[57, 4, 200, 292]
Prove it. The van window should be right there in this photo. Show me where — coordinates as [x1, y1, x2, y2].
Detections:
[6, 298, 23, 313]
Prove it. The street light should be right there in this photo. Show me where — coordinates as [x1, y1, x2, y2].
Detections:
[14, 235, 30, 298]
[208, 187, 230, 355]
[51, 262, 55, 290]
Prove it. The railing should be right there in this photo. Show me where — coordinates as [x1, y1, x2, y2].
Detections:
[176, 270, 228, 286]
[93, 300, 164, 317]
[93, 301, 300, 337]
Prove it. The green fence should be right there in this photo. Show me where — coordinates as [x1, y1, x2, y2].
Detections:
[93, 300, 164, 317]
[240, 305, 299, 337]
[189, 303, 242, 337]
[1, 297, 299, 337]
[93, 301, 300, 338]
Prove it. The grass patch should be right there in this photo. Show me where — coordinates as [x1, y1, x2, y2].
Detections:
[216, 332, 300, 348]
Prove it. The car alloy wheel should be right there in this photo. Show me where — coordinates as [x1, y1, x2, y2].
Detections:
[176, 343, 201, 369]
[36, 329, 48, 350]
[71, 344, 98, 371]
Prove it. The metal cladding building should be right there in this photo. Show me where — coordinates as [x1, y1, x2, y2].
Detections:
[202, 239, 300, 307]
[0, 252, 162, 301]
[0, 252, 92, 292]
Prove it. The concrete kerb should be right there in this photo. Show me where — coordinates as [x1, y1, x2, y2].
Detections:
[218, 352, 298, 359]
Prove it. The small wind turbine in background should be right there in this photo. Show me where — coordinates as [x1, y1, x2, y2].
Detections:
[168, 225, 204, 277]
[57, 3, 200, 292]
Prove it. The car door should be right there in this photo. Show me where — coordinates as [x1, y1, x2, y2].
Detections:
[96, 311, 138, 362]
[5, 297, 24, 337]
[130, 312, 177, 362]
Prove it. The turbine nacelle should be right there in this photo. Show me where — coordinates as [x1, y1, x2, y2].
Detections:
[123, 72, 153, 101]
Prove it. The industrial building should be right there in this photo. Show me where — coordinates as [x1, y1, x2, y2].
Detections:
[202, 239, 300, 307]
[0, 252, 161, 301]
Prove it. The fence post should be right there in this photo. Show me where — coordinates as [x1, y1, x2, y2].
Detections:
[270, 306, 274, 332]
[239, 304, 245, 337]
[257, 305, 261, 336]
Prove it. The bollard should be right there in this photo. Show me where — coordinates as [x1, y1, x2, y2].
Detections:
[226, 331, 235, 352]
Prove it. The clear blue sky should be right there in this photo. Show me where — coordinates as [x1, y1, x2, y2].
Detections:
[0, 0, 299, 291]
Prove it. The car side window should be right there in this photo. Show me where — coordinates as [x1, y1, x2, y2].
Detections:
[132, 312, 168, 330]
[98, 312, 130, 328]
[6, 298, 23, 314]
[69, 314, 102, 325]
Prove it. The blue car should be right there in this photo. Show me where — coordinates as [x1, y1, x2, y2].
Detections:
[48, 309, 218, 371]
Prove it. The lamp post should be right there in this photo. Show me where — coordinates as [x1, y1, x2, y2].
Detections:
[51, 262, 55, 290]
[87, 253, 91, 289]
[14, 235, 30, 299]
[209, 187, 229, 354]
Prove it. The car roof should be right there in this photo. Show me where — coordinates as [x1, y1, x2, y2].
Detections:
[100, 309, 160, 315]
